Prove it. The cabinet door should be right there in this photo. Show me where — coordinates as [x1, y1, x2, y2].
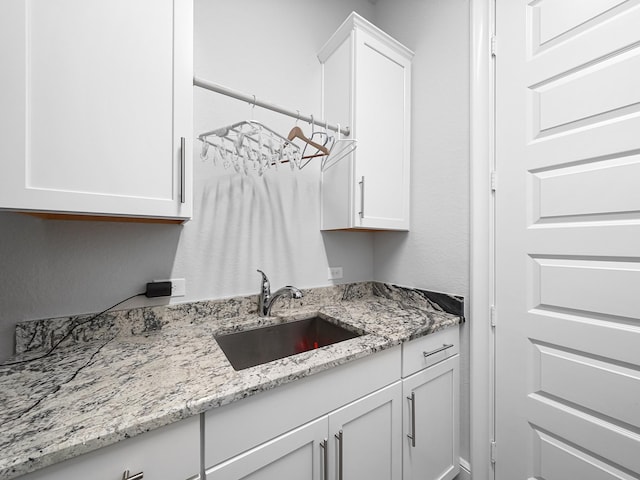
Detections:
[18, 416, 200, 480]
[403, 356, 460, 480]
[353, 29, 411, 231]
[0, 0, 192, 220]
[205, 417, 326, 480]
[328, 381, 402, 480]
[320, 13, 412, 232]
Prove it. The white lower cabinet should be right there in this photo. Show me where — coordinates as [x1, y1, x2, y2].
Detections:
[203, 327, 460, 480]
[328, 382, 402, 480]
[205, 417, 326, 480]
[18, 416, 200, 480]
[402, 356, 460, 480]
[205, 382, 402, 480]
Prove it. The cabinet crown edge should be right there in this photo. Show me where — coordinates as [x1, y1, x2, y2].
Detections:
[317, 11, 415, 63]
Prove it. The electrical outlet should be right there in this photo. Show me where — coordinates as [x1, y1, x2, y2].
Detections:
[154, 278, 186, 297]
[328, 266, 343, 280]
[170, 278, 186, 297]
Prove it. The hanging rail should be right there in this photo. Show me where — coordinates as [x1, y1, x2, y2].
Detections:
[193, 76, 351, 137]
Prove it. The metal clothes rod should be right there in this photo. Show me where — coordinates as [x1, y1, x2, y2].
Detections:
[193, 76, 351, 137]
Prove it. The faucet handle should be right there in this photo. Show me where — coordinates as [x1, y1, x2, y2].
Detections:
[257, 269, 271, 317]
[256, 269, 270, 291]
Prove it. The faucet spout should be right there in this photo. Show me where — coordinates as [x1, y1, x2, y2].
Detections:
[256, 270, 303, 316]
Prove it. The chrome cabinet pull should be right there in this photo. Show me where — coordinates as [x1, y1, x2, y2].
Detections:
[335, 429, 344, 480]
[407, 392, 416, 447]
[122, 470, 143, 480]
[180, 137, 186, 204]
[423, 344, 454, 358]
[358, 176, 365, 218]
[320, 438, 329, 480]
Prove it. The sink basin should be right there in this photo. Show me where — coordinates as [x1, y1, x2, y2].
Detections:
[215, 316, 362, 370]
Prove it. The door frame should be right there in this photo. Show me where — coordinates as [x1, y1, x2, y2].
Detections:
[469, 0, 495, 479]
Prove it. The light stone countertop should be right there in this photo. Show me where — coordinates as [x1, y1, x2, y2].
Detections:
[0, 282, 463, 479]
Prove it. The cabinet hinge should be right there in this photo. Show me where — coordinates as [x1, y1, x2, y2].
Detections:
[491, 35, 497, 57]
[490, 305, 497, 328]
[491, 440, 497, 464]
[491, 171, 497, 192]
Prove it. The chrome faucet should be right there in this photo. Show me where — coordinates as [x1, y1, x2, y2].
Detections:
[257, 269, 303, 317]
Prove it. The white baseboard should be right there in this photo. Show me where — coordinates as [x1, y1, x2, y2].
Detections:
[455, 457, 472, 480]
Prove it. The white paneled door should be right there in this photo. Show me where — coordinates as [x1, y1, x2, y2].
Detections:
[495, 1, 640, 479]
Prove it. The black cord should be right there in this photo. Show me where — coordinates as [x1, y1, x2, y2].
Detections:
[2, 292, 145, 367]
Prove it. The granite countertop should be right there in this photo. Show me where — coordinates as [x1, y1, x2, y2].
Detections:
[0, 282, 463, 479]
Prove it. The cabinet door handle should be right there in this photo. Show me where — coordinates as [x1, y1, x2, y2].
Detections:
[122, 470, 143, 480]
[335, 429, 344, 480]
[358, 176, 365, 218]
[180, 137, 186, 204]
[320, 438, 329, 480]
[423, 344, 454, 358]
[407, 392, 416, 447]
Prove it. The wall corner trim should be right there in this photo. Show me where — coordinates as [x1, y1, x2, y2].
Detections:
[469, 0, 495, 480]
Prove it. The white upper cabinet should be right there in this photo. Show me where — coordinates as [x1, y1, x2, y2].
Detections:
[0, 0, 193, 221]
[319, 13, 413, 231]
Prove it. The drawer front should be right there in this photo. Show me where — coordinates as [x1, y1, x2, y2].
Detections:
[402, 326, 459, 377]
[19, 416, 200, 480]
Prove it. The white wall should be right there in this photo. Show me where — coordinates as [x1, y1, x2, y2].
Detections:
[372, 0, 471, 466]
[189, 0, 378, 298]
[0, 0, 377, 361]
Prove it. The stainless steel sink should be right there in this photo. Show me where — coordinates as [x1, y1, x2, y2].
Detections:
[215, 316, 362, 370]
